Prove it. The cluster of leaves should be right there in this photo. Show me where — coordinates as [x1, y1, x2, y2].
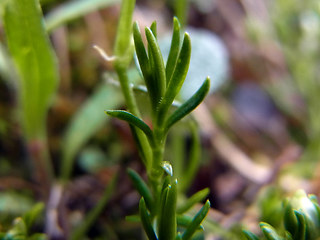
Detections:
[243, 190, 320, 240]
[105, 7, 211, 237]
[0, 203, 46, 240]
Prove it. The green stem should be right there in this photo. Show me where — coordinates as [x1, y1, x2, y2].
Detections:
[115, 65, 140, 117]
[115, 64, 152, 170]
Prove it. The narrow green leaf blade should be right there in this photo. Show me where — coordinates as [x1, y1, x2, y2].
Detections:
[145, 27, 166, 103]
[106, 110, 154, 145]
[177, 215, 203, 230]
[181, 200, 210, 240]
[158, 180, 178, 240]
[3, 0, 59, 140]
[22, 202, 44, 231]
[294, 211, 307, 240]
[260, 222, 283, 240]
[157, 33, 191, 124]
[165, 77, 210, 132]
[242, 230, 260, 240]
[150, 21, 157, 39]
[61, 84, 121, 181]
[166, 17, 181, 85]
[177, 188, 210, 214]
[127, 168, 153, 212]
[133, 22, 158, 109]
[139, 198, 158, 240]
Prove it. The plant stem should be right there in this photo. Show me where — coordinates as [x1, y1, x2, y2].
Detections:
[115, 64, 152, 170]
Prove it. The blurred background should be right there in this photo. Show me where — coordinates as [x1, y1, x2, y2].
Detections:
[0, 0, 320, 239]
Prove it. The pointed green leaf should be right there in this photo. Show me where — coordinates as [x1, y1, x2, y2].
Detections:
[157, 33, 192, 125]
[6, 218, 27, 239]
[145, 27, 166, 103]
[127, 168, 153, 212]
[158, 180, 178, 240]
[242, 230, 260, 240]
[133, 22, 151, 83]
[164, 77, 210, 133]
[260, 222, 283, 240]
[23, 202, 44, 231]
[106, 110, 154, 145]
[283, 201, 298, 236]
[150, 21, 157, 39]
[182, 200, 210, 240]
[177, 215, 203, 230]
[139, 198, 158, 240]
[133, 22, 160, 110]
[166, 17, 181, 85]
[294, 211, 307, 240]
[177, 188, 209, 214]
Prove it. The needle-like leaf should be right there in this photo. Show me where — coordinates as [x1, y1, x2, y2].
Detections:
[164, 77, 210, 133]
[260, 222, 282, 240]
[177, 188, 209, 214]
[127, 168, 153, 212]
[157, 33, 191, 125]
[105, 110, 154, 146]
[242, 230, 260, 240]
[166, 17, 181, 85]
[139, 198, 158, 240]
[182, 200, 210, 240]
[145, 27, 166, 104]
[158, 180, 177, 240]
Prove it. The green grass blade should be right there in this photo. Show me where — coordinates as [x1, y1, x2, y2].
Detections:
[182, 200, 210, 240]
[164, 77, 210, 133]
[145, 27, 166, 104]
[139, 198, 158, 240]
[177, 188, 209, 214]
[157, 33, 191, 125]
[61, 84, 121, 181]
[166, 17, 181, 85]
[106, 110, 154, 145]
[45, 0, 120, 32]
[3, 0, 59, 140]
[127, 168, 153, 212]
